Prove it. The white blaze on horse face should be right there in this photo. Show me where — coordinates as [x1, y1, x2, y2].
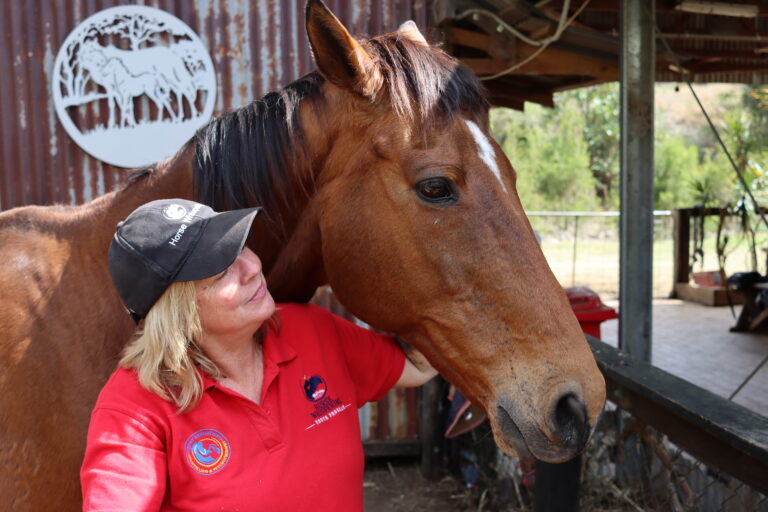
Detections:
[464, 120, 508, 194]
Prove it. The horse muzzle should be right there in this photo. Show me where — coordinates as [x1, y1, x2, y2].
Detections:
[491, 390, 592, 463]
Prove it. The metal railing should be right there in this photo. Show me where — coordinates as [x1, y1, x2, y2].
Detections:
[526, 210, 673, 298]
[526, 210, 768, 299]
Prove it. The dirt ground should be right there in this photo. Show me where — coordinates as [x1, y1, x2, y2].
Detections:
[362, 455, 528, 512]
[363, 458, 478, 512]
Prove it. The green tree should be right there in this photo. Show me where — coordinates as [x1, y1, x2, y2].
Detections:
[565, 83, 620, 208]
[654, 134, 700, 209]
[490, 103, 597, 211]
[490, 82, 767, 216]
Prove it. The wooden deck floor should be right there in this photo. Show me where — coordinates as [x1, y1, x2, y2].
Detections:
[600, 298, 768, 417]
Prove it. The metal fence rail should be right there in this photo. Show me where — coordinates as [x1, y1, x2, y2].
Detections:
[526, 210, 768, 299]
[526, 211, 673, 298]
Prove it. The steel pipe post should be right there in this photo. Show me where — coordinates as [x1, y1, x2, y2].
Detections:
[619, 0, 655, 363]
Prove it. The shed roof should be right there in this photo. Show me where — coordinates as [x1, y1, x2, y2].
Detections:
[435, 0, 768, 109]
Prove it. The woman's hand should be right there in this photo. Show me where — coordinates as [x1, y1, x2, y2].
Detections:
[395, 338, 439, 387]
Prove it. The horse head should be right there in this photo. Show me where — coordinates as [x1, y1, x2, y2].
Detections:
[193, 0, 605, 463]
[298, 0, 605, 463]
[78, 40, 107, 74]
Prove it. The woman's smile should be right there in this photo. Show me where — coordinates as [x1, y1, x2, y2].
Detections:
[248, 281, 267, 303]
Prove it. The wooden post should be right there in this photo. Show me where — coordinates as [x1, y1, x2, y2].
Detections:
[419, 378, 443, 479]
[534, 457, 582, 512]
[672, 208, 691, 295]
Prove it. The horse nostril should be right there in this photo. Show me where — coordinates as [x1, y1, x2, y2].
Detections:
[552, 394, 589, 449]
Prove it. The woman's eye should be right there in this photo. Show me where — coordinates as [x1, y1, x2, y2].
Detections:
[416, 177, 458, 204]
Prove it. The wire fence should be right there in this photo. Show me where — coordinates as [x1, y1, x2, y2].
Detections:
[577, 406, 768, 512]
[527, 211, 768, 300]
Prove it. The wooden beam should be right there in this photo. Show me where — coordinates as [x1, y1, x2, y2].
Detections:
[672, 208, 691, 287]
[544, 0, 620, 10]
[551, 77, 611, 92]
[418, 378, 442, 478]
[442, 25, 491, 52]
[364, 439, 421, 458]
[517, 43, 619, 79]
[589, 337, 768, 496]
[667, 48, 768, 59]
[659, 32, 768, 42]
[546, 0, 768, 15]
[460, 58, 511, 75]
[460, 43, 618, 80]
[539, 6, 594, 30]
[483, 81, 555, 107]
[687, 61, 768, 74]
[497, 0, 536, 25]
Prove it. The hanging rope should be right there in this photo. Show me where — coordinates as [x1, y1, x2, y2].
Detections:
[656, 29, 768, 232]
[653, 12, 768, 400]
[454, 0, 592, 81]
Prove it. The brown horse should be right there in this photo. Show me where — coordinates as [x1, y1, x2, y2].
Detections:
[0, 1, 605, 509]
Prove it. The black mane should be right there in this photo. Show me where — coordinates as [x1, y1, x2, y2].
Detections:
[193, 73, 323, 225]
[192, 33, 487, 231]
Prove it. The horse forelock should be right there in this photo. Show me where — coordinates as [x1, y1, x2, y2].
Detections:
[363, 34, 489, 129]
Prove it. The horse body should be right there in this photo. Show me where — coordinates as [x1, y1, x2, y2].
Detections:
[0, 152, 195, 509]
[0, 2, 605, 509]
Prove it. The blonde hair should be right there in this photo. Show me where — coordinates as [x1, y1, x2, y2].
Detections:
[120, 281, 221, 412]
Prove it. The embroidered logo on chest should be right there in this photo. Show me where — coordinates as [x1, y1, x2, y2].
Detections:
[184, 429, 231, 475]
[302, 375, 351, 430]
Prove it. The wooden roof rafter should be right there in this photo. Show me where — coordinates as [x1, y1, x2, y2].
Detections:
[435, 0, 768, 110]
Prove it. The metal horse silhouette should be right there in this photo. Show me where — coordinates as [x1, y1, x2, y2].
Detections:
[79, 40, 198, 127]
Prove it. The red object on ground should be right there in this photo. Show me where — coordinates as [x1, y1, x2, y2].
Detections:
[565, 286, 618, 339]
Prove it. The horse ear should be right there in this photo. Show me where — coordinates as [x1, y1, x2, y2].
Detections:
[397, 20, 428, 45]
[305, 0, 377, 96]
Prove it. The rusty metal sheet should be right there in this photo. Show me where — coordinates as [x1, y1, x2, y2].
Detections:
[0, 0, 433, 211]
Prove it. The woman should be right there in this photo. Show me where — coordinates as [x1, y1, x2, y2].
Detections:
[81, 198, 437, 511]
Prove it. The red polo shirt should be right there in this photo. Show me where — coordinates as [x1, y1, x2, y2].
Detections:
[81, 303, 405, 511]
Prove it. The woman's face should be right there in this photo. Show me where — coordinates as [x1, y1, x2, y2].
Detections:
[195, 247, 276, 338]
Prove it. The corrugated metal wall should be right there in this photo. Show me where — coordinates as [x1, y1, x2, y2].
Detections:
[0, 0, 432, 211]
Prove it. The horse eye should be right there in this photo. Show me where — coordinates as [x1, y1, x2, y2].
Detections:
[416, 178, 457, 204]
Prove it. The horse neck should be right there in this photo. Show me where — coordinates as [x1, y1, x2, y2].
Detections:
[254, 92, 344, 302]
[80, 145, 195, 249]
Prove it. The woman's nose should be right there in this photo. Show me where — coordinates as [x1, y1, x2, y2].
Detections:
[239, 248, 262, 279]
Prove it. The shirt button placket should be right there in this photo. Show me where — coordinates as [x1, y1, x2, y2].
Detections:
[247, 406, 283, 452]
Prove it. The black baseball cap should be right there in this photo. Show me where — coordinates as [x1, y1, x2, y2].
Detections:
[108, 198, 262, 323]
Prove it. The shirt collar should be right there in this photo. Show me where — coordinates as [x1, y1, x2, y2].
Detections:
[198, 324, 296, 391]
